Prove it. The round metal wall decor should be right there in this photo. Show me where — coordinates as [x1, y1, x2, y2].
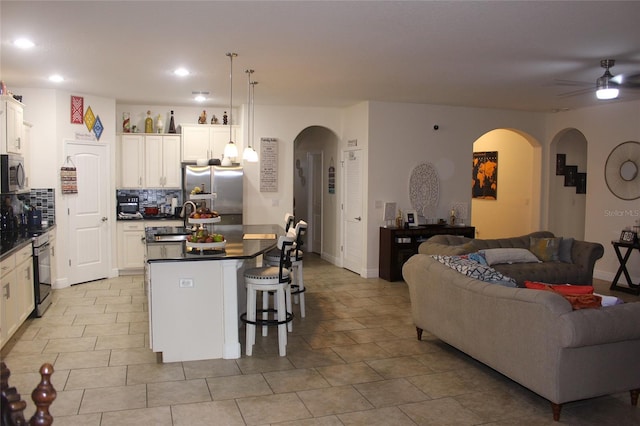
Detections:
[604, 141, 640, 200]
[409, 163, 440, 217]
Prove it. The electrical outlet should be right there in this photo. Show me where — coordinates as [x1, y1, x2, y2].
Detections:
[179, 278, 194, 288]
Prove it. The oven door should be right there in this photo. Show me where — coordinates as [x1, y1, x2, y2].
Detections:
[34, 241, 52, 312]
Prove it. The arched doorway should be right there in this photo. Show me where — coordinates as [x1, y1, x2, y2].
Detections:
[293, 126, 339, 255]
[549, 128, 587, 240]
[471, 128, 542, 238]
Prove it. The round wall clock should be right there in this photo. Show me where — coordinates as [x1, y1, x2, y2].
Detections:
[605, 141, 640, 200]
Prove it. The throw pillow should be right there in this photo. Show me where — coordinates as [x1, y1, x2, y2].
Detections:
[432, 255, 517, 287]
[463, 252, 488, 266]
[558, 237, 574, 263]
[529, 237, 562, 262]
[524, 281, 594, 295]
[479, 248, 541, 266]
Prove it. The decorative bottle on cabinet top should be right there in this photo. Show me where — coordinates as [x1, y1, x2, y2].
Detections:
[156, 114, 164, 133]
[145, 110, 153, 133]
[168, 110, 176, 133]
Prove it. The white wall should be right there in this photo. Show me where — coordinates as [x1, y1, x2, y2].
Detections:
[546, 100, 640, 283]
[365, 101, 545, 277]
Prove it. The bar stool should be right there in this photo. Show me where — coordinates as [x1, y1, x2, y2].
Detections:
[241, 235, 294, 357]
[265, 220, 307, 320]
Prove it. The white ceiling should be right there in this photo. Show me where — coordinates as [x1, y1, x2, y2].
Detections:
[2, 1, 640, 112]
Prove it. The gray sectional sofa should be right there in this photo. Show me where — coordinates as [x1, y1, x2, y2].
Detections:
[402, 232, 640, 421]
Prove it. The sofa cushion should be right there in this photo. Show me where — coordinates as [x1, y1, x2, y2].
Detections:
[431, 255, 517, 287]
[558, 237, 574, 263]
[418, 241, 475, 255]
[480, 248, 541, 266]
[530, 237, 562, 261]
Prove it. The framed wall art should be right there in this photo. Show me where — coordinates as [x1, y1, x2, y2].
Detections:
[472, 151, 498, 200]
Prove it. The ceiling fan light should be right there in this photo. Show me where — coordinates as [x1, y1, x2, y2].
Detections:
[596, 87, 619, 100]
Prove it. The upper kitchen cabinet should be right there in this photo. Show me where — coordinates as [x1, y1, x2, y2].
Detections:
[1, 95, 25, 155]
[118, 134, 181, 189]
[181, 124, 238, 162]
[145, 135, 181, 188]
[119, 134, 145, 188]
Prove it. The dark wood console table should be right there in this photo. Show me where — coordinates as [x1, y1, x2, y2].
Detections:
[609, 240, 640, 295]
[379, 225, 475, 281]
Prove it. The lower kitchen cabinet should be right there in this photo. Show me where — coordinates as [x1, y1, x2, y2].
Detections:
[117, 221, 146, 271]
[1, 244, 34, 348]
[117, 220, 184, 272]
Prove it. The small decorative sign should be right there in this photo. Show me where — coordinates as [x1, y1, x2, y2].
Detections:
[61, 156, 78, 194]
[260, 138, 278, 192]
[71, 95, 84, 124]
[93, 116, 104, 140]
[84, 106, 96, 132]
[348, 139, 358, 147]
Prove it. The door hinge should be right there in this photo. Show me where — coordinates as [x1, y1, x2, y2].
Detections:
[340, 245, 343, 252]
[68, 208, 70, 215]
[68, 259, 71, 267]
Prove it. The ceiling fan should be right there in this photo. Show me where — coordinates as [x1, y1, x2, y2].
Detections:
[556, 59, 640, 100]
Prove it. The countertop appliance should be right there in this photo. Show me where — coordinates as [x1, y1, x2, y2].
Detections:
[183, 164, 243, 225]
[32, 230, 52, 317]
[117, 195, 139, 214]
[1, 154, 27, 193]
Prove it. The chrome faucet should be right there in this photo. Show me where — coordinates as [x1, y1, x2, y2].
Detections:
[180, 201, 197, 219]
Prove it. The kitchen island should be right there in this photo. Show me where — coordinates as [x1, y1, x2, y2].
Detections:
[145, 224, 281, 362]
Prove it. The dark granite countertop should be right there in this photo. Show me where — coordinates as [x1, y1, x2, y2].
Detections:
[0, 224, 56, 261]
[146, 224, 283, 262]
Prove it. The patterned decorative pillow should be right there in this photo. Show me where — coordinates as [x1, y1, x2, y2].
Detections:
[529, 237, 563, 262]
[432, 255, 517, 287]
[558, 237, 574, 263]
[461, 252, 488, 266]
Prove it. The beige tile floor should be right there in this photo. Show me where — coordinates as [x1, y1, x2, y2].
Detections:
[2, 254, 640, 425]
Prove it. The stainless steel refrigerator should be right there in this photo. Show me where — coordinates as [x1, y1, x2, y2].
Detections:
[182, 164, 243, 225]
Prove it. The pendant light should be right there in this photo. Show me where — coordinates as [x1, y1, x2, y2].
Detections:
[223, 52, 239, 163]
[243, 69, 259, 163]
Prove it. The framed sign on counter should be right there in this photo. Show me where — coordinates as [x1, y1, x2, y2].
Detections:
[260, 138, 278, 192]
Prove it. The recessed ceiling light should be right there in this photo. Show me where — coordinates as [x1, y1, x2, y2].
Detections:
[14, 38, 35, 49]
[49, 74, 64, 83]
[174, 68, 190, 77]
[192, 91, 209, 102]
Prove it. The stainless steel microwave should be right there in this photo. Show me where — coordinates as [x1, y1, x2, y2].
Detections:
[1, 154, 27, 193]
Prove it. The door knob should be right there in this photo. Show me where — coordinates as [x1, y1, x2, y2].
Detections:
[101, 217, 108, 222]
[355, 216, 361, 221]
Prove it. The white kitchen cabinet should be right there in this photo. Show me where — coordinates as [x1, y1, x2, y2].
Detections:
[117, 221, 146, 270]
[119, 134, 145, 188]
[146, 242, 183, 259]
[1, 244, 33, 349]
[181, 124, 238, 162]
[144, 135, 181, 188]
[1, 95, 25, 155]
[16, 246, 34, 323]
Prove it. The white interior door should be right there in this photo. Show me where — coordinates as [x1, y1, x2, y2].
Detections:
[343, 149, 363, 274]
[66, 141, 110, 285]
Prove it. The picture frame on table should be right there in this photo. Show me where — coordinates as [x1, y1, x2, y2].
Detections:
[619, 230, 637, 243]
[404, 209, 418, 227]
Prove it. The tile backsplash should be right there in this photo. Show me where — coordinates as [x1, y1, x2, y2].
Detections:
[28, 188, 55, 224]
[116, 189, 182, 213]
